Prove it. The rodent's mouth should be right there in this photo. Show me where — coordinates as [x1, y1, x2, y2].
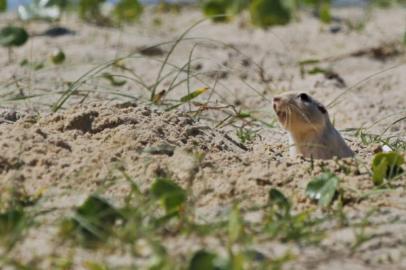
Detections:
[277, 111, 287, 122]
[273, 102, 288, 124]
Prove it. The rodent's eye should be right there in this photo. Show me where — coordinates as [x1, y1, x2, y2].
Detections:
[317, 105, 327, 114]
[298, 93, 311, 102]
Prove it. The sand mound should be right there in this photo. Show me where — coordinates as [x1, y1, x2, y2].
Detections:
[0, 103, 249, 206]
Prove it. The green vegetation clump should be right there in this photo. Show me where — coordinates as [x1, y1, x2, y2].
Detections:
[114, 0, 143, 22]
[249, 0, 293, 27]
[0, 0, 6, 12]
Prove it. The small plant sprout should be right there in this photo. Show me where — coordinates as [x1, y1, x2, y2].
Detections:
[50, 48, 66, 65]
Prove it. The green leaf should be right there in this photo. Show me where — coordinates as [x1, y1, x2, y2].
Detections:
[180, 87, 208, 102]
[114, 0, 143, 23]
[0, 26, 29, 47]
[306, 172, 339, 207]
[151, 178, 186, 214]
[269, 188, 290, 214]
[17, 0, 62, 21]
[249, 0, 293, 28]
[0, 0, 6, 12]
[372, 152, 404, 185]
[188, 250, 217, 270]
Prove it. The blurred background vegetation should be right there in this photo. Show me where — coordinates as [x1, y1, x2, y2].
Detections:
[1, 0, 405, 93]
[0, 0, 405, 28]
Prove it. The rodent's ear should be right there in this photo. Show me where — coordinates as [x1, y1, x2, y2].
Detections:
[317, 105, 327, 114]
[298, 93, 311, 102]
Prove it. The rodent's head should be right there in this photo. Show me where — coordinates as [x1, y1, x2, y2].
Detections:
[272, 92, 329, 134]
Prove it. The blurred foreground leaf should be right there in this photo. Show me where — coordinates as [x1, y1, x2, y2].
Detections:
[306, 172, 339, 207]
[151, 178, 186, 214]
[188, 250, 217, 270]
[372, 152, 404, 185]
[228, 205, 243, 244]
[0, 209, 28, 247]
[60, 195, 122, 247]
[269, 188, 290, 214]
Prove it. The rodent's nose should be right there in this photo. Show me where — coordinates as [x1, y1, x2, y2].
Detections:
[273, 97, 281, 103]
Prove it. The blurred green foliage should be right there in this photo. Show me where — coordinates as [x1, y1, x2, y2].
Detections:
[114, 0, 143, 22]
[0, 0, 6, 12]
[0, 26, 29, 47]
[250, 0, 294, 27]
[5, 0, 406, 28]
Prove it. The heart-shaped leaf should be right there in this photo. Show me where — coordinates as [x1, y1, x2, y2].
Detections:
[306, 172, 339, 207]
[372, 152, 404, 185]
[0, 26, 29, 47]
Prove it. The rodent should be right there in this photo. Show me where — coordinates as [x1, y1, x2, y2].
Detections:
[272, 91, 354, 159]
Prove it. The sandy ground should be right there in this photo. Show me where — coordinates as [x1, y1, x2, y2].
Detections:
[0, 5, 405, 270]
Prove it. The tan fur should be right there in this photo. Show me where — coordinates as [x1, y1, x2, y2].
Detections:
[272, 91, 354, 159]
